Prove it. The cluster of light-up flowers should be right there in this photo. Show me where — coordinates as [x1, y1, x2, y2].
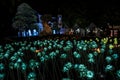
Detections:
[0, 36, 119, 80]
[88, 53, 95, 63]
[73, 51, 81, 59]
[73, 64, 94, 79]
[27, 72, 36, 80]
[62, 62, 73, 72]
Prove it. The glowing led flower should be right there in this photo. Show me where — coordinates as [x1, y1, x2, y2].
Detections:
[14, 62, 20, 69]
[73, 51, 78, 55]
[60, 54, 67, 59]
[55, 50, 59, 54]
[16, 58, 22, 63]
[88, 53, 94, 58]
[29, 59, 39, 69]
[10, 56, 17, 61]
[37, 52, 41, 57]
[105, 64, 113, 72]
[114, 38, 118, 45]
[78, 64, 87, 71]
[63, 66, 69, 72]
[86, 70, 94, 79]
[49, 52, 56, 59]
[4, 53, 9, 59]
[9, 62, 14, 69]
[44, 55, 49, 60]
[21, 62, 27, 71]
[0, 73, 5, 80]
[100, 48, 105, 53]
[83, 46, 87, 51]
[88, 58, 95, 63]
[35, 62, 40, 68]
[0, 53, 3, 59]
[101, 44, 106, 49]
[79, 71, 86, 77]
[48, 46, 52, 49]
[105, 56, 112, 63]
[112, 54, 119, 60]
[108, 49, 113, 54]
[0, 63, 4, 70]
[96, 48, 100, 53]
[74, 64, 79, 69]
[92, 44, 97, 48]
[116, 70, 120, 78]
[43, 47, 47, 51]
[93, 51, 98, 56]
[64, 62, 72, 69]
[74, 53, 81, 59]
[27, 72, 36, 80]
[109, 44, 114, 49]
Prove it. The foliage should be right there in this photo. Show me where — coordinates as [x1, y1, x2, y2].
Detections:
[12, 3, 37, 31]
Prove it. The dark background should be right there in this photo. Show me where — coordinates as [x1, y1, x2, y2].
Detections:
[0, 0, 120, 38]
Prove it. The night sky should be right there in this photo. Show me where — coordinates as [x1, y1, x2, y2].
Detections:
[0, 0, 120, 37]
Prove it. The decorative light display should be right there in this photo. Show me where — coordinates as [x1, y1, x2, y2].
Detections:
[0, 37, 120, 80]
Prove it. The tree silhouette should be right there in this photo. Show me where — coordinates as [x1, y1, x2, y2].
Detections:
[12, 3, 38, 32]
